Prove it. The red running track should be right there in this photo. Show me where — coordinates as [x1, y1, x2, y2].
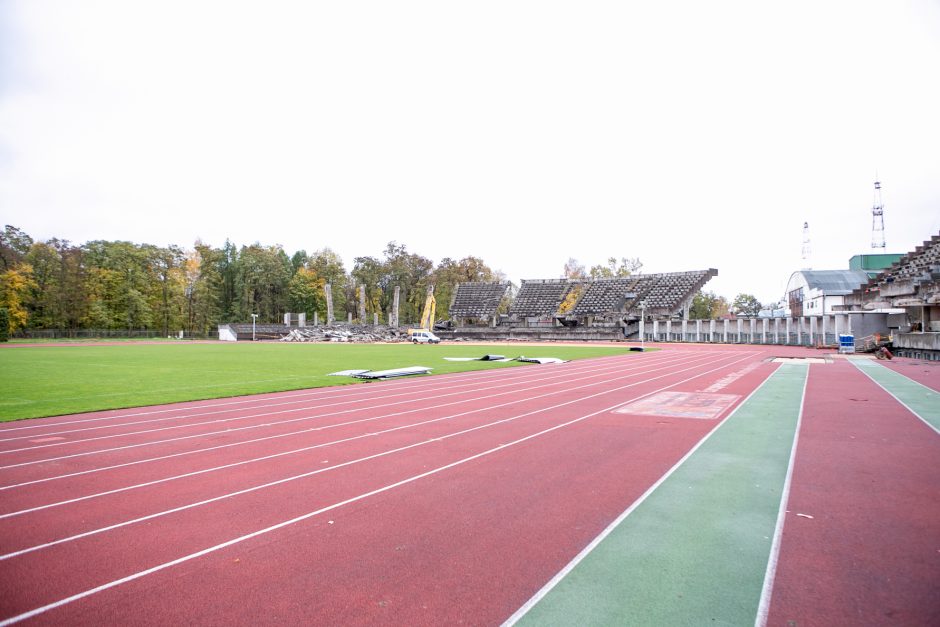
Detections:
[767, 359, 940, 626]
[0, 345, 935, 625]
[0, 347, 768, 624]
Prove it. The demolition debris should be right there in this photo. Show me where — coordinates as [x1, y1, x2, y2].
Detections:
[279, 325, 409, 343]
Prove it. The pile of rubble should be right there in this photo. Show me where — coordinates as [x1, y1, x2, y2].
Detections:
[279, 325, 408, 343]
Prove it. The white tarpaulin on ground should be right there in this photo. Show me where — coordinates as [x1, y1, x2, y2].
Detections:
[442, 355, 567, 365]
[327, 366, 433, 379]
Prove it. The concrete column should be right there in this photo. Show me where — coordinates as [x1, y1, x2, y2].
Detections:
[797, 317, 803, 345]
[284, 312, 291, 326]
[681, 320, 688, 342]
[762, 318, 767, 344]
[299, 312, 306, 328]
[391, 286, 400, 328]
[846, 313, 853, 335]
[786, 318, 792, 345]
[373, 313, 378, 326]
[773, 318, 779, 344]
[347, 312, 352, 324]
[736, 318, 742, 343]
[723, 319, 729, 343]
[695, 319, 702, 342]
[709, 319, 716, 342]
[821, 315, 828, 345]
[358, 284, 366, 324]
[638, 319, 645, 342]
[652, 319, 659, 340]
[324, 283, 334, 324]
[750, 318, 757, 344]
[665, 320, 672, 341]
[314, 312, 319, 326]
[809, 316, 816, 345]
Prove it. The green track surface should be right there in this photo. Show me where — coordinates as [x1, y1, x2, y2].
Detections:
[850, 358, 940, 432]
[0, 342, 637, 422]
[515, 363, 808, 626]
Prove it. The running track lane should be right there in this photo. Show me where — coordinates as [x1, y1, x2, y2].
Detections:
[0, 349, 771, 624]
[767, 359, 940, 625]
[0, 352, 727, 547]
[0, 351, 696, 467]
[509, 362, 807, 625]
[0, 351, 711, 512]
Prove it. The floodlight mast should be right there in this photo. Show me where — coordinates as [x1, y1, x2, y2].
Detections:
[251, 313, 259, 341]
[801, 222, 812, 270]
[871, 179, 886, 249]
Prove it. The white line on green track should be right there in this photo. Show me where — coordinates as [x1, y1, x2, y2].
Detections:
[506, 363, 809, 626]
[849, 358, 940, 434]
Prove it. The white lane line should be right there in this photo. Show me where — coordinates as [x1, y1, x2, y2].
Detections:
[849, 359, 940, 435]
[0, 352, 691, 450]
[0, 357, 633, 445]
[0, 352, 760, 626]
[502, 360, 784, 626]
[0, 352, 713, 512]
[0, 351, 664, 433]
[0, 355, 618, 441]
[0, 355, 671, 455]
[0, 352, 705, 471]
[754, 364, 809, 626]
[0, 352, 759, 562]
[0, 355, 706, 489]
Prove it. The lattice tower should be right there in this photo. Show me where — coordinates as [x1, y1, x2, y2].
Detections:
[871, 179, 885, 249]
[801, 221, 811, 269]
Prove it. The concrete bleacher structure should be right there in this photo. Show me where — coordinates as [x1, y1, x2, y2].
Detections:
[449, 282, 511, 325]
[570, 270, 717, 318]
[844, 231, 940, 358]
[509, 280, 577, 318]
[508, 270, 717, 322]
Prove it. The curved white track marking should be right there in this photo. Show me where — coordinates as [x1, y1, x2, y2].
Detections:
[0, 353, 753, 516]
[0, 351, 661, 433]
[0, 354, 697, 490]
[0, 351, 760, 626]
[0, 353, 710, 470]
[0, 352, 693, 449]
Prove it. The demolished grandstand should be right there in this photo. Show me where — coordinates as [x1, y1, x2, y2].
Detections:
[438, 269, 718, 341]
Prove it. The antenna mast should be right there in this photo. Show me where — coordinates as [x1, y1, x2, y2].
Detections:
[871, 179, 885, 249]
[801, 221, 811, 269]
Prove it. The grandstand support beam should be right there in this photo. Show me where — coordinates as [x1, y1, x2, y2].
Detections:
[324, 283, 334, 324]
[359, 284, 366, 324]
[391, 286, 400, 328]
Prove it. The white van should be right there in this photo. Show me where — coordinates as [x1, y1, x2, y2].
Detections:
[409, 330, 441, 344]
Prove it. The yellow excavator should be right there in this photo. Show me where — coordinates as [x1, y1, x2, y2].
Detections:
[408, 286, 439, 343]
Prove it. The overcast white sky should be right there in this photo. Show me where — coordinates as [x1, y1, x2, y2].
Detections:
[1, 1, 938, 304]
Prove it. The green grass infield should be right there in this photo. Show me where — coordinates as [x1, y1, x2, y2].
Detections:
[0, 342, 641, 422]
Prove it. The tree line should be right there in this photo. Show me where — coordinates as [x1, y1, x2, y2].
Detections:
[0, 225, 501, 338]
[0, 224, 767, 340]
